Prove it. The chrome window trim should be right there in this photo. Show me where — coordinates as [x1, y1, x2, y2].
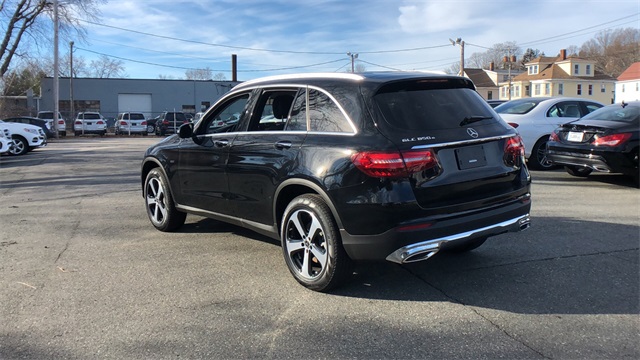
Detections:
[411, 134, 516, 150]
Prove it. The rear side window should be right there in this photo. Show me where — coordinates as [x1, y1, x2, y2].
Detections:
[308, 89, 353, 133]
[374, 87, 495, 131]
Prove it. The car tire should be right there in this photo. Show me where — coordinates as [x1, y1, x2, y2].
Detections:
[144, 168, 186, 232]
[444, 237, 487, 253]
[528, 137, 556, 170]
[147, 125, 155, 134]
[281, 194, 351, 292]
[565, 165, 592, 177]
[9, 136, 28, 156]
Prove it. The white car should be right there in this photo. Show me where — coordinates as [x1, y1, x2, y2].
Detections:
[0, 127, 12, 155]
[0, 120, 47, 155]
[495, 97, 604, 169]
[37, 111, 67, 137]
[115, 112, 148, 136]
[74, 112, 107, 136]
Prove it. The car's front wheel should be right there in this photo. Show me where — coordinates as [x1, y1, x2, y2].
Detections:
[144, 168, 186, 232]
[281, 194, 351, 292]
[9, 136, 28, 156]
[565, 165, 592, 177]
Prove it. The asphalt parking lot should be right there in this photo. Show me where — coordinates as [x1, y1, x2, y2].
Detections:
[1, 136, 638, 359]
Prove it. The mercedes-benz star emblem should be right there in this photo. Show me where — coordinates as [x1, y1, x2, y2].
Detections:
[467, 128, 479, 138]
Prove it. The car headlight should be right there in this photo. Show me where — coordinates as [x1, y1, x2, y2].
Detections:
[24, 128, 38, 134]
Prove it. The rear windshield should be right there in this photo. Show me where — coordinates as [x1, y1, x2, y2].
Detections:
[38, 112, 54, 119]
[130, 113, 145, 120]
[494, 99, 546, 115]
[83, 113, 101, 120]
[374, 86, 496, 131]
[580, 104, 639, 123]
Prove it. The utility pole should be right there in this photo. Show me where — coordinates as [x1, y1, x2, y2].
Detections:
[70, 41, 74, 125]
[347, 52, 358, 73]
[449, 38, 464, 76]
[53, 0, 60, 138]
[503, 49, 517, 100]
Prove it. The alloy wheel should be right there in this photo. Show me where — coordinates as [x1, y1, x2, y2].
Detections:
[146, 177, 167, 226]
[284, 208, 328, 281]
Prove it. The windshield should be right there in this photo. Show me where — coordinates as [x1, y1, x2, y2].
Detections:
[374, 87, 495, 131]
[495, 98, 546, 115]
[580, 104, 640, 123]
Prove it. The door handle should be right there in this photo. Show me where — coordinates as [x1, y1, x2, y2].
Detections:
[214, 139, 229, 147]
[275, 141, 292, 149]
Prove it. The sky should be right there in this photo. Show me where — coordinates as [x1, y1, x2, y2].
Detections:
[71, 0, 640, 81]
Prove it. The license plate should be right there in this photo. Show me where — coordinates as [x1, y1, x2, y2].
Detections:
[567, 131, 583, 142]
[86, 122, 92, 125]
[455, 145, 487, 170]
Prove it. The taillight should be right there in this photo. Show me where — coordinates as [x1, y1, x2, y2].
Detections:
[58, 120, 65, 125]
[549, 131, 560, 142]
[141, 121, 147, 125]
[120, 121, 127, 126]
[97, 121, 105, 125]
[508, 122, 519, 128]
[351, 149, 439, 178]
[74, 120, 82, 125]
[593, 133, 632, 147]
[504, 135, 525, 167]
[162, 120, 169, 125]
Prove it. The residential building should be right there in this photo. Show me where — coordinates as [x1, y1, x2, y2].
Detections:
[463, 62, 523, 101]
[502, 49, 615, 104]
[615, 62, 640, 103]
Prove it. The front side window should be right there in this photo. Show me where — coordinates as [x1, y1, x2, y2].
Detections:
[201, 94, 249, 134]
[248, 90, 297, 132]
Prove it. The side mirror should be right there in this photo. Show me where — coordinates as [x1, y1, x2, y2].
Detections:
[178, 123, 193, 138]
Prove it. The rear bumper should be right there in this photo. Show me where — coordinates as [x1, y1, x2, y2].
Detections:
[547, 149, 636, 175]
[339, 193, 531, 262]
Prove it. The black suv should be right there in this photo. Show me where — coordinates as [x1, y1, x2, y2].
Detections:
[155, 111, 188, 136]
[141, 72, 532, 291]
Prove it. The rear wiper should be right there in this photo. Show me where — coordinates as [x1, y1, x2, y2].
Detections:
[460, 115, 493, 127]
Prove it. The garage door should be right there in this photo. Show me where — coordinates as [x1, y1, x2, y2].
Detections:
[118, 94, 152, 118]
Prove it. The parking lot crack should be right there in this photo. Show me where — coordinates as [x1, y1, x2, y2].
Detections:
[402, 266, 551, 359]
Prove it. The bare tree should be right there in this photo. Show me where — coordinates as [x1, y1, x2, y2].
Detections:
[88, 54, 126, 78]
[0, 0, 104, 78]
[213, 72, 226, 81]
[185, 67, 213, 80]
[579, 27, 640, 77]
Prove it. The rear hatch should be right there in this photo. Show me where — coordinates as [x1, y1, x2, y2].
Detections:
[370, 78, 528, 211]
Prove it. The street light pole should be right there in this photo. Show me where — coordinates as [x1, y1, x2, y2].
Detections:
[69, 41, 74, 126]
[347, 52, 358, 73]
[53, 0, 60, 138]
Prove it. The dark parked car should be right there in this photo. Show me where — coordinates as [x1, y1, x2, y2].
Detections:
[486, 99, 507, 108]
[3, 116, 54, 138]
[141, 72, 532, 291]
[155, 111, 189, 136]
[547, 101, 639, 183]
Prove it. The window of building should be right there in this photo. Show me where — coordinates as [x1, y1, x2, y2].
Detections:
[528, 65, 539, 75]
[586, 65, 591, 75]
[574, 64, 579, 75]
[621, 84, 625, 93]
[545, 83, 550, 95]
[525, 85, 530, 96]
[577, 84, 582, 95]
[534, 84, 541, 95]
[515, 86, 520, 97]
[487, 91, 493, 100]
[588, 84, 593, 95]
[601, 84, 606, 93]
[558, 83, 564, 95]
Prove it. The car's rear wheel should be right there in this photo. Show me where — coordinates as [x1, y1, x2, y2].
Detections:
[528, 137, 555, 170]
[565, 165, 592, 177]
[144, 168, 186, 232]
[147, 124, 155, 134]
[445, 237, 487, 253]
[9, 136, 28, 156]
[281, 194, 351, 292]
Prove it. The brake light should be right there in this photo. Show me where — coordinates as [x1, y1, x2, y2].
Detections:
[58, 120, 65, 125]
[120, 121, 127, 126]
[508, 122, 519, 128]
[593, 133, 632, 147]
[74, 120, 82, 125]
[97, 121, 105, 125]
[504, 135, 525, 167]
[162, 120, 169, 125]
[549, 131, 560, 142]
[351, 149, 439, 178]
[141, 121, 147, 125]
